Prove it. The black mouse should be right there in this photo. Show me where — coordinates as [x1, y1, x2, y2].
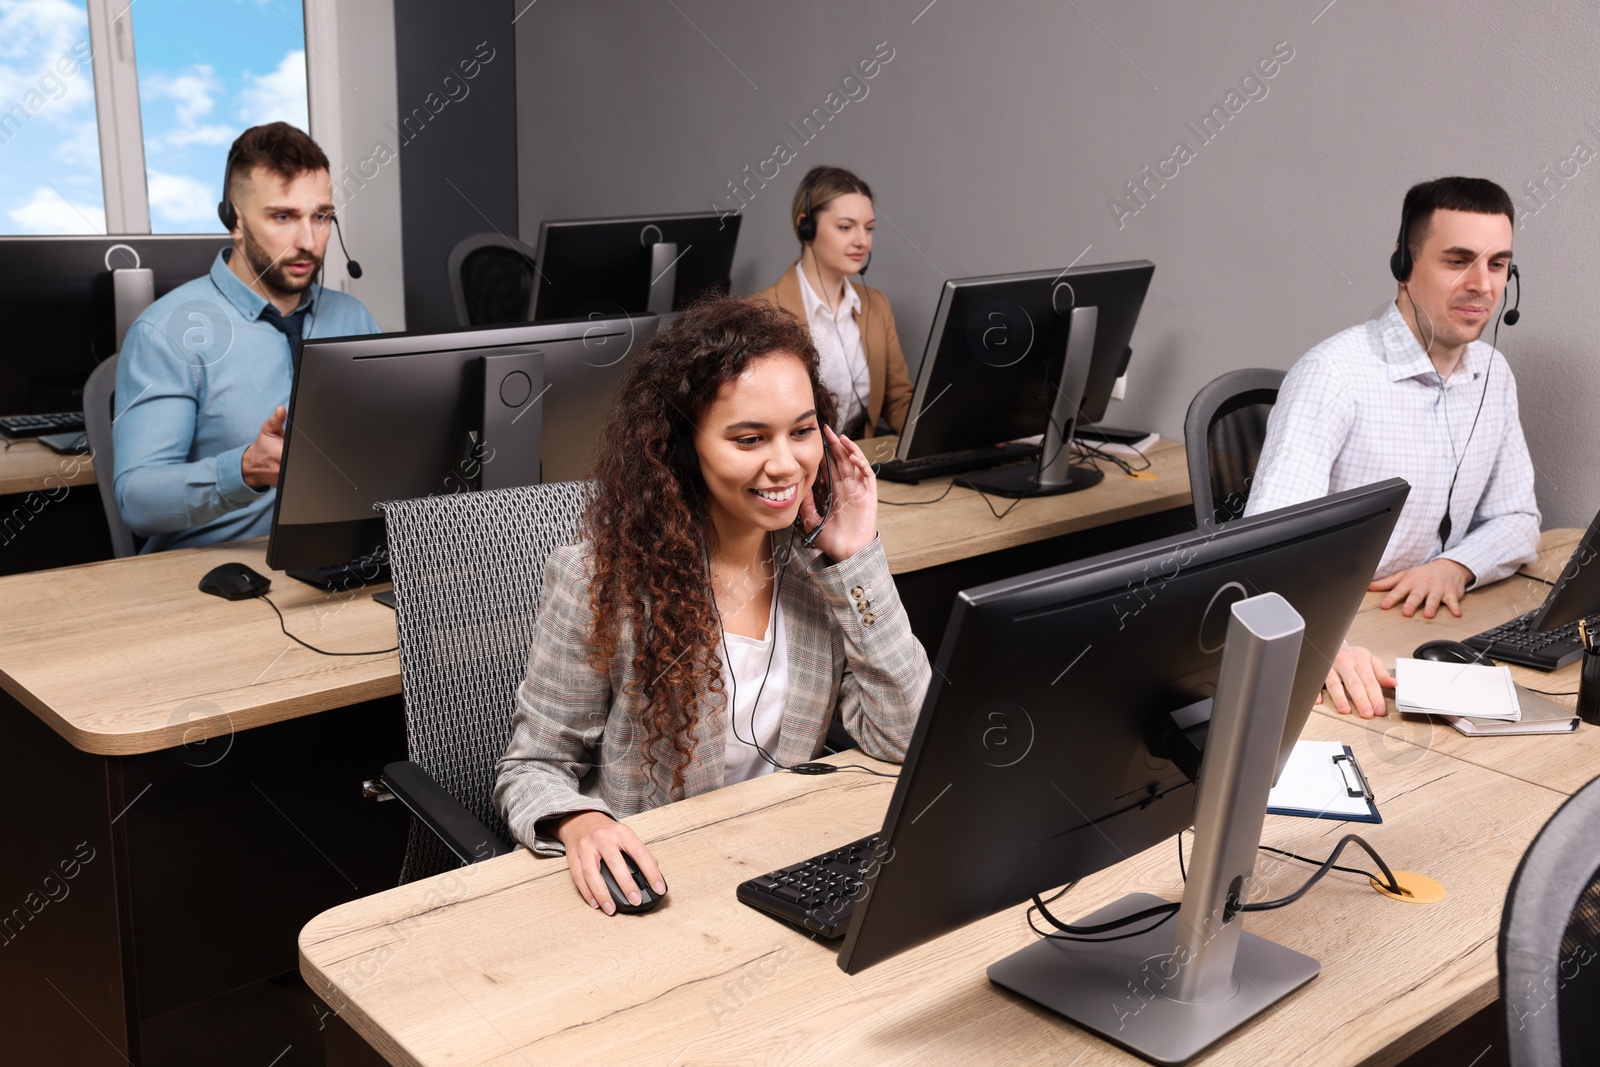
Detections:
[1413, 639, 1494, 666]
[599, 853, 665, 915]
[199, 562, 272, 601]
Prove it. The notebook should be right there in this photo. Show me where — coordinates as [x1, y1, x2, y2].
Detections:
[1394, 658, 1520, 721]
[1438, 684, 1579, 736]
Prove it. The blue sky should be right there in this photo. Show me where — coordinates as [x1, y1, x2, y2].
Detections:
[0, 0, 309, 235]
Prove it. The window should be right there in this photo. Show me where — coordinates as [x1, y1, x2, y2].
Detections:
[0, 0, 105, 235]
[0, 0, 309, 235]
[131, 0, 309, 234]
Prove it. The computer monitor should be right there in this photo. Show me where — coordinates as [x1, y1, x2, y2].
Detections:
[528, 211, 740, 321]
[836, 478, 1408, 1055]
[267, 313, 655, 572]
[895, 261, 1154, 498]
[1526, 504, 1600, 632]
[0, 235, 229, 413]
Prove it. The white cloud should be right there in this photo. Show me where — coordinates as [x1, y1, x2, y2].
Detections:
[236, 50, 308, 130]
[8, 184, 104, 234]
[0, 1, 93, 115]
[144, 66, 220, 127]
[146, 168, 220, 229]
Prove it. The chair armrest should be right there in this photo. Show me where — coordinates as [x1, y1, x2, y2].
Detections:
[381, 760, 514, 866]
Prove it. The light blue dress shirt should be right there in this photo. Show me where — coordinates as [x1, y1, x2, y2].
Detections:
[113, 249, 381, 553]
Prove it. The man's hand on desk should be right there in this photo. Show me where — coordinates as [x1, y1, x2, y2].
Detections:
[242, 405, 288, 489]
[1319, 643, 1395, 719]
[553, 810, 666, 916]
[1369, 558, 1474, 619]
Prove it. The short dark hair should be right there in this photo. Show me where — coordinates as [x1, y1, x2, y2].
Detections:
[1401, 177, 1515, 261]
[224, 122, 330, 203]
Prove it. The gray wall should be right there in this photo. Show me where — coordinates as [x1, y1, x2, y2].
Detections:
[515, 0, 1600, 527]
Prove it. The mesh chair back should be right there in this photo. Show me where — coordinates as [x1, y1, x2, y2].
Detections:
[1501, 772, 1600, 1065]
[380, 481, 592, 882]
[83, 354, 140, 558]
[1184, 367, 1285, 530]
[446, 233, 539, 327]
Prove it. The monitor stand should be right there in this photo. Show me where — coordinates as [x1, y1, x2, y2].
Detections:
[988, 592, 1319, 1065]
[957, 305, 1104, 499]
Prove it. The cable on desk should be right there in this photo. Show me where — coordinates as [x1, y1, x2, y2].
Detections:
[877, 480, 957, 508]
[1521, 572, 1557, 587]
[1520, 686, 1580, 696]
[1028, 893, 1180, 943]
[260, 594, 398, 657]
[1178, 830, 1401, 918]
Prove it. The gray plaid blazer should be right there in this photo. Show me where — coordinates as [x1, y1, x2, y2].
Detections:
[494, 535, 930, 855]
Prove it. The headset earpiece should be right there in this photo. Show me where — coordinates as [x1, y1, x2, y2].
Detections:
[1389, 204, 1412, 282]
[797, 177, 817, 243]
[217, 146, 238, 232]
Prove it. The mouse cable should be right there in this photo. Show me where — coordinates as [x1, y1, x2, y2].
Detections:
[1521, 572, 1557, 587]
[1178, 829, 1401, 914]
[260, 594, 398, 657]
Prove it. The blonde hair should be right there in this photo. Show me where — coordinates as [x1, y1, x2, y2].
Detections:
[790, 165, 874, 243]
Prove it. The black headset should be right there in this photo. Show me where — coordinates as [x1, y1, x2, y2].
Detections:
[796, 176, 818, 242]
[217, 145, 363, 279]
[1388, 204, 1413, 282]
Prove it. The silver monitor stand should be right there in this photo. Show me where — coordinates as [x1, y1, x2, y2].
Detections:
[988, 592, 1319, 1065]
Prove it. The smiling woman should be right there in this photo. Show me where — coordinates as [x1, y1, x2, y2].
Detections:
[493, 295, 932, 916]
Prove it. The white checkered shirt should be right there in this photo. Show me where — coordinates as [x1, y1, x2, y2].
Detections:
[1245, 299, 1540, 586]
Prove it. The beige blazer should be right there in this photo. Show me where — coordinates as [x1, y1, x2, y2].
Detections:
[493, 535, 930, 855]
[751, 268, 914, 437]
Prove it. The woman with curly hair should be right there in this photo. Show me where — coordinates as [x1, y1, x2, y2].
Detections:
[494, 295, 931, 915]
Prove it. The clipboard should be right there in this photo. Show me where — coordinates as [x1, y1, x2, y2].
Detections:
[1266, 740, 1381, 823]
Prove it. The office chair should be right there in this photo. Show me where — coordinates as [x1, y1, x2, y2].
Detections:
[446, 232, 541, 327]
[376, 480, 592, 883]
[1184, 367, 1285, 531]
[1500, 772, 1600, 1065]
[83, 354, 140, 558]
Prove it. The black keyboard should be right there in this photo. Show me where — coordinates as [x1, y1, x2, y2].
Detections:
[285, 544, 391, 592]
[0, 411, 85, 438]
[1463, 609, 1593, 671]
[874, 441, 1041, 484]
[736, 833, 889, 938]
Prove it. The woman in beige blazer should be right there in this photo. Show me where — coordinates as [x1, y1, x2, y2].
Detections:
[494, 296, 930, 915]
[751, 166, 914, 438]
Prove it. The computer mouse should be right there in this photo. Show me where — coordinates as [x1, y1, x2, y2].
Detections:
[198, 562, 272, 601]
[599, 853, 665, 915]
[1412, 639, 1494, 666]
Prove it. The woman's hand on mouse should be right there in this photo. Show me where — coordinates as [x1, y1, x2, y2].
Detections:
[1319, 642, 1395, 719]
[552, 810, 665, 915]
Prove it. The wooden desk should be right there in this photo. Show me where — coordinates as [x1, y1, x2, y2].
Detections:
[0, 451, 1188, 1063]
[0, 435, 95, 495]
[1325, 529, 1600, 795]
[873, 438, 1190, 574]
[300, 713, 1565, 1066]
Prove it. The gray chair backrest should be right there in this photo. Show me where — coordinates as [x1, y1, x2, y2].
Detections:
[446, 232, 541, 328]
[1501, 772, 1600, 1065]
[1184, 367, 1285, 531]
[380, 480, 592, 882]
[83, 353, 138, 558]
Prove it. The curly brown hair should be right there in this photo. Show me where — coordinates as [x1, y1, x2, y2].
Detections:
[584, 295, 838, 802]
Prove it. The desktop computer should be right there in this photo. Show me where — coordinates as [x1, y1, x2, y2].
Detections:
[880, 261, 1154, 496]
[267, 313, 655, 585]
[740, 478, 1408, 1062]
[1465, 502, 1600, 669]
[529, 211, 740, 321]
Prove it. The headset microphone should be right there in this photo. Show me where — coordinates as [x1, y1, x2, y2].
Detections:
[1503, 263, 1521, 325]
[331, 215, 363, 279]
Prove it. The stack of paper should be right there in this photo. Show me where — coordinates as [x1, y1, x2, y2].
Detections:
[1395, 658, 1520, 720]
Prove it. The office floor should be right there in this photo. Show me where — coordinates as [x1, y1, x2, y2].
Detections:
[140, 971, 330, 1067]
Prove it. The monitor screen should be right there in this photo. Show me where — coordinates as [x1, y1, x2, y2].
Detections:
[529, 212, 740, 321]
[837, 477, 1408, 975]
[897, 261, 1154, 462]
[268, 313, 654, 571]
[1530, 503, 1600, 632]
[0, 235, 229, 413]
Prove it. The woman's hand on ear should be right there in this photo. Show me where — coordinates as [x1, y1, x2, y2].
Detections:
[800, 425, 877, 562]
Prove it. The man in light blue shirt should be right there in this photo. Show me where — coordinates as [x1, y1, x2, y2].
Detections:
[114, 122, 381, 553]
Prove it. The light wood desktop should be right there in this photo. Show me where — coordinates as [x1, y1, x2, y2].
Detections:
[1323, 528, 1600, 795]
[0, 447, 1187, 1063]
[0, 435, 95, 495]
[299, 711, 1569, 1067]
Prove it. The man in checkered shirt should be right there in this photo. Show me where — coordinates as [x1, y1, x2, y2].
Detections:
[1246, 177, 1539, 719]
